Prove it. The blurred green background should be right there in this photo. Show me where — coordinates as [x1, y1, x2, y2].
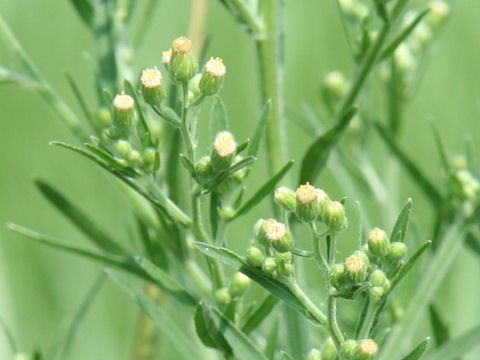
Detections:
[0, 0, 479, 359]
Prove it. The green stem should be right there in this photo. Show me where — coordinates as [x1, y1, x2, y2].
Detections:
[310, 223, 330, 283]
[255, 0, 286, 177]
[230, 0, 265, 38]
[289, 281, 328, 326]
[328, 295, 345, 347]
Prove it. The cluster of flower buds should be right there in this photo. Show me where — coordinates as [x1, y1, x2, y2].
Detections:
[331, 226, 407, 299]
[451, 168, 480, 216]
[274, 183, 348, 232]
[114, 139, 157, 172]
[215, 272, 251, 306]
[307, 337, 338, 360]
[341, 338, 379, 360]
[246, 219, 295, 278]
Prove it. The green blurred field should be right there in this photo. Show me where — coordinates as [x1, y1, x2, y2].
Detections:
[0, 0, 480, 359]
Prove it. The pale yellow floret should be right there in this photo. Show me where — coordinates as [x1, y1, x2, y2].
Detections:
[172, 36, 192, 54]
[264, 219, 287, 241]
[359, 339, 378, 355]
[345, 255, 364, 273]
[368, 227, 386, 244]
[327, 201, 343, 214]
[141, 67, 163, 88]
[162, 49, 172, 65]
[296, 182, 318, 204]
[205, 57, 226, 77]
[214, 131, 236, 158]
[113, 92, 134, 110]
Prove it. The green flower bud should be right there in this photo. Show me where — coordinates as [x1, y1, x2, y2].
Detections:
[307, 348, 322, 360]
[368, 227, 390, 258]
[341, 339, 359, 359]
[394, 43, 416, 73]
[247, 246, 265, 267]
[211, 131, 237, 171]
[169, 37, 198, 83]
[296, 182, 321, 222]
[215, 287, 231, 305]
[427, 1, 450, 29]
[345, 253, 367, 283]
[195, 156, 213, 184]
[369, 269, 389, 288]
[355, 339, 378, 359]
[324, 201, 348, 232]
[129, 150, 141, 167]
[141, 67, 164, 107]
[94, 107, 112, 128]
[262, 256, 278, 275]
[274, 186, 297, 212]
[369, 286, 385, 300]
[316, 188, 331, 222]
[115, 140, 132, 159]
[113, 92, 134, 135]
[262, 219, 294, 253]
[229, 272, 251, 297]
[387, 242, 407, 262]
[219, 206, 236, 221]
[322, 338, 338, 360]
[331, 263, 346, 288]
[231, 155, 248, 182]
[200, 57, 226, 96]
[141, 148, 157, 171]
[282, 263, 295, 276]
[324, 70, 348, 98]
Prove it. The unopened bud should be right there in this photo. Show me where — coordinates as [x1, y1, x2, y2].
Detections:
[356, 339, 378, 359]
[428, 1, 450, 28]
[345, 254, 367, 283]
[341, 339, 359, 359]
[200, 57, 226, 95]
[369, 286, 385, 300]
[387, 242, 407, 262]
[215, 287, 231, 305]
[322, 338, 338, 360]
[331, 263, 346, 289]
[394, 43, 416, 73]
[307, 349, 322, 360]
[229, 272, 251, 297]
[95, 107, 112, 127]
[324, 201, 348, 231]
[369, 269, 390, 289]
[195, 156, 213, 184]
[115, 140, 132, 159]
[141, 67, 164, 106]
[296, 182, 321, 222]
[324, 70, 348, 98]
[260, 219, 294, 253]
[129, 149, 141, 166]
[231, 155, 248, 182]
[113, 92, 134, 131]
[169, 36, 198, 83]
[274, 186, 297, 212]
[263, 256, 278, 275]
[316, 188, 331, 221]
[247, 246, 265, 267]
[141, 148, 157, 171]
[211, 131, 236, 171]
[368, 227, 390, 257]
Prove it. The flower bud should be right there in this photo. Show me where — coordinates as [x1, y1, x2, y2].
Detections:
[195, 156, 213, 184]
[339, 0, 369, 21]
[189, 73, 203, 100]
[200, 57, 226, 96]
[369, 286, 385, 300]
[331, 263, 346, 289]
[345, 253, 367, 283]
[387, 242, 407, 262]
[115, 140, 132, 159]
[394, 43, 416, 73]
[247, 246, 265, 267]
[141, 148, 157, 171]
[274, 186, 297, 212]
[262, 256, 278, 275]
[169, 36, 198, 83]
[368, 227, 390, 258]
[162, 49, 172, 69]
[215, 287, 231, 305]
[427, 1, 450, 28]
[231, 156, 248, 182]
[322, 337, 338, 360]
[355, 339, 378, 359]
[211, 131, 237, 171]
[369, 269, 390, 289]
[95, 107, 112, 128]
[262, 219, 294, 253]
[296, 182, 321, 222]
[229, 272, 251, 297]
[316, 188, 331, 221]
[141, 67, 164, 106]
[324, 70, 348, 98]
[129, 149, 141, 166]
[341, 339, 359, 359]
[113, 92, 134, 132]
[324, 201, 348, 232]
[307, 349, 322, 360]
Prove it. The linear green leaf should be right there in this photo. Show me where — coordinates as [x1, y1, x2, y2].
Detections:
[35, 180, 127, 255]
[233, 160, 294, 219]
[265, 316, 280, 359]
[248, 100, 271, 157]
[69, 0, 94, 27]
[391, 198, 413, 243]
[401, 338, 430, 360]
[208, 156, 256, 189]
[107, 270, 199, 360]
[85, 143, 141, 178]
[0, 315, 16, 354]
[64, 72, 96, 131]
[300, 106, 357, 184]
[210, 97, 229, 143]
[135, 257, 198, 307]
[242, 294, 279, 334]
[431, 123, 451, 176]
[423, 324, 480, 360]
[194, 303, 233, 356]
[429, 305, 451, 347]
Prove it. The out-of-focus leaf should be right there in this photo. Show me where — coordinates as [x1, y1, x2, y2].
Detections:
[210, 97, 229, 143]
[401, 338, 430, 360]
[65, 72, 96, 131]
[300, 106, 357, 184]
[248, 100, 271, 157]
[194, 303, 233, 356]
[69, 0, 94, 27]
[265, 316, 280, 359]
[242, 295, 279, 334]
[429, 305, 451, 347]
[0, 315, 16, 354]
[465, 228, 480, 257]
[391, 198, 413, 243]
[232, 160, 294, 219]
[431, 123, 451, 176]
[107, 270, 199, 360]
[35, 180, 127, 255]
[281, 351, 295, 360]
[423, 323, 480, 360]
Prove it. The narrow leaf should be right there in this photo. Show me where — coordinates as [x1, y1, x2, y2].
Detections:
[65, 72, 96, 131]
[431, 123, 451, 175]
[429, 305, 451, 347]
[107, 271, 199, 360]
[208, 156, 256, 189]
[85, 143, 140, 178]
[401, 337, 430, 360]
[248, 100, 271, 157]
[265, 317, 280, 359]
[300, 106, 357, 183]
[233, 160, 294, 219]
[375, 124, 443, 205]
[391, 198, 413, 243]
[194, 303, 233, 355]
[0, 315, 16, 354]
[180, 154, 195, 177]
[35, 180, 127, 255]
[69, 0, 94, 27]
[424, 324, 480, 360]
[281, 351, 295, 360]
[135, 257, 198, 307]
[242, 295, 279, 334]
[210, 97, 229, 143]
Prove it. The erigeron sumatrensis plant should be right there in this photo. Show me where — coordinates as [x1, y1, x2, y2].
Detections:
[1, 0, 480, 359]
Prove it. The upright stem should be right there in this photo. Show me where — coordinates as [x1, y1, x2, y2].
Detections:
[288, 281, 328, 326]
[255, 0, 286, 177]
[328, 295, 345, 347]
